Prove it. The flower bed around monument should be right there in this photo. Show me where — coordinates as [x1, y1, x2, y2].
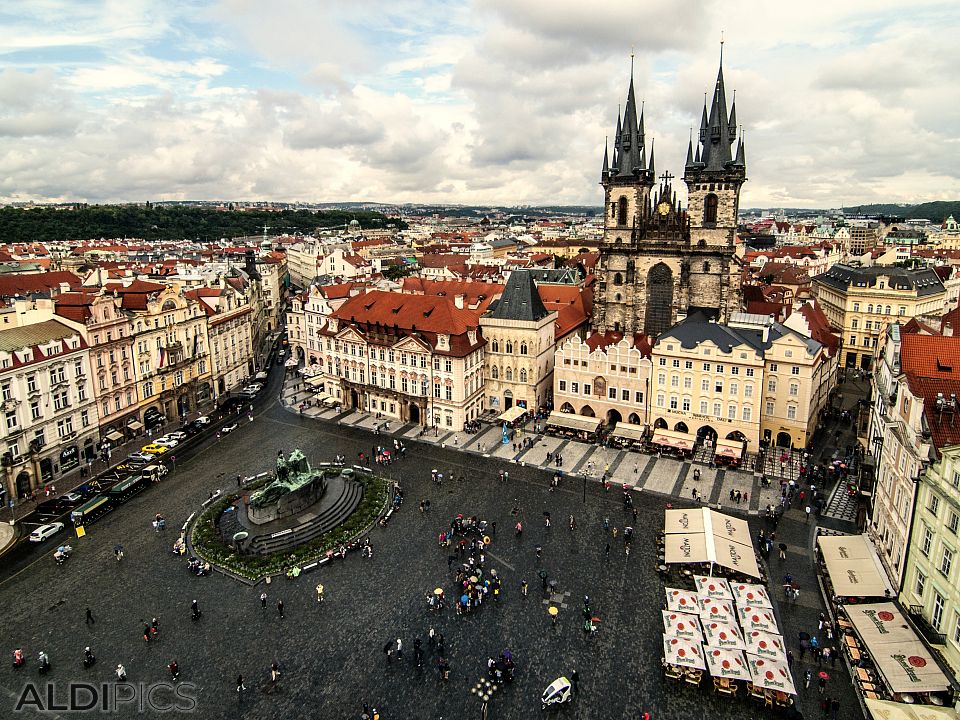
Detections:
[190, 469, 390, 582]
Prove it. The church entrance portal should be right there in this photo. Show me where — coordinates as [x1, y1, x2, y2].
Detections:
[644, 263, 674, 336]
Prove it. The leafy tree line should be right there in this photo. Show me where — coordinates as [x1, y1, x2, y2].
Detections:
[841, 201, 960, 223]
[0, 205, 405, 244]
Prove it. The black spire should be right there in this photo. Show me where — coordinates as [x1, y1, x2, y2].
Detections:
[728, 89, 738, 138]
[685, 129, 695, 169]
[735, 131, 746, 167]
[612, 106, 622, 171]
[700, 51, 735, 171]
[601, 137, 609, 181]
[647, 138, 655, 178]
[486, 270, 549, 322]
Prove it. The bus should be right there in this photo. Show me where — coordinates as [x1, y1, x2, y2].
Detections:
[107, 474, 151, 504]
[70, 496, 112, 526]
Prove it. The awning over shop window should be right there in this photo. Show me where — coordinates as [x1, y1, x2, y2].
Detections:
[305, 375, 325, 388]
[610, 422, 646, 441]
[715, 438, 744, 459]
[651, 429, 696, 452]
[105, 431, 124, 443]
[497, 406, 526, 424]
[847, 603, 951, 694]
[127, 420, 143, 431]
[816, 534, 892, 598]
[545, 411, 601, 434]
[865, 698, 959, 720]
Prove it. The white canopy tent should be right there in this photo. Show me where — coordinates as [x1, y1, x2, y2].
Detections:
[701, 619, 746, 650]
[746, 653, 797, 695]
[738, 605, 779, 634]
[731, 582, 773, 609]
[865, 698, 960, 720]
[664, 587, 700, 614]
[661, 610, 704, 642]
[663, 508, 761, 579]
[744, 630, 787, 661]
[694, 575, 734, 601]
[662, 636, 705, 670]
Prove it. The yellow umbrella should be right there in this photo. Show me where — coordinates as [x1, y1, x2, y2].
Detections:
[548, 606, 559, 617]
[434, 588, 444, 595]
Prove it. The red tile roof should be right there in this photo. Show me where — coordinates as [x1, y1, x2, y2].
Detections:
[796, 300, 839, 355]
[585, 331, 652, 357]
[906, 375, 960, 450]
[900, 334, 960, 379]
[0, 271, 82, 297]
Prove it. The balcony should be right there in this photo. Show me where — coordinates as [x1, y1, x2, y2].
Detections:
[908, 605, 946, 646]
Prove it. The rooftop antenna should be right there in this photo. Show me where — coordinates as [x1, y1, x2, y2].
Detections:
[630, 47, 635, 78]
[720, 31, 725, 66]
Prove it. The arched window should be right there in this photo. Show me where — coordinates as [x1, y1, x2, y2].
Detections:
[491, 366, 499, 379]
[519, 342, 527, 355]
[703, 261, 711, 273]
[615, 293, 622, 302]
[617, 197, 628, 225]
[505, 367, 513, 381]
[704, 194, 719, 224]
[491, 340, 499, 352]
[519, 368, 527, 382]
[610, 202, 616, 219]
[867, 304, 873, 314]
[505, 341, 513, 354]
[885, 305, 891, 315]
[697, 239, 707, 248]
[613, 273, 623, 285]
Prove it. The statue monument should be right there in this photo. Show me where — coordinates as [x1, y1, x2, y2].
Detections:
[246, 449, 328, 524]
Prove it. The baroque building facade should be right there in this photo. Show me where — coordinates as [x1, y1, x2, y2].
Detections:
[592, 59, 745, 337]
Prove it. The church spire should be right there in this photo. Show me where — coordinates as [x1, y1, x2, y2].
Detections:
[735, 130, 746, 167]
[700, 43, 736, 171]
[601, 137, 609, 181]
[647, 138, 655, 178]
[685, 129, 695, 169]
[728, 90, 737, 138]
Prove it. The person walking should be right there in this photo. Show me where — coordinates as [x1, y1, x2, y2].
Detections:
[571, 669, 580, 694]
[260, 592, 267, 610]
[270, 662, 280, 683]
[237, 674, 246, 693]
[778, 542, 787, 560]
[521, 581, 528, 597]
[116, 664, 127, 681]
[804, 668, 812, 690]
[396, 638, 403, 660]
[85, 607, 95, 625]
[277, 599, 284, 619]
[830, 697, 840, 720]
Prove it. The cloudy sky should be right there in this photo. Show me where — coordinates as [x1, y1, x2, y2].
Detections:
[1, 0, 957, 208]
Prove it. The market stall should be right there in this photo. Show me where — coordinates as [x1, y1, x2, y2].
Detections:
[650, 428, 697, 457]
[496, 406, 527, 426]
[610, 422, 647, 449]
[714, 438, 745, 466]
[544, 411, 602, 441]
[663, 508, 762, 580]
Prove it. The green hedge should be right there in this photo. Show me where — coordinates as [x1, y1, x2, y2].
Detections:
[190, 470, 390, 582]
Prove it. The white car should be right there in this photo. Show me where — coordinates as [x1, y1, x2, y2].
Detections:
[194, 416, 212, 426]
[153, 436, 180, 448]
[165, 431, 188, 442]
[221, 422, 239, 434]
[29, 522, 64, 543]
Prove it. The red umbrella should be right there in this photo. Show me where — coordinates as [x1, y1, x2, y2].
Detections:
[818, 671, 830, 680]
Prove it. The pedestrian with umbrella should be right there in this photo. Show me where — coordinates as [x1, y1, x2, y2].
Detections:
[818, 671, 829, 694]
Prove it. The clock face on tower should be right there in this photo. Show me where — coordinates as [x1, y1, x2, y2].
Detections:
[657, 201, 671, 216]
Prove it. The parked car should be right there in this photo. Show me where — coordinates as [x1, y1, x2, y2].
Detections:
[144, 409, 166, 427]
[60, 491, 84, 505]
[194, 416, 212, 426]
[254, 371, 268, 381]
[141, 444, 170, 455]
[126, 452, 155, 465]
[221, 422, 239, 434]
[181, 423, 202, 437]
[153, 436, 179, 448]
[29, 522, 64, 543]
[164, 431, 188, 442]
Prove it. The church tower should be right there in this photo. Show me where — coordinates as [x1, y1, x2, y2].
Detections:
[683, 49, 747, 321]
[592, 54, 746, 337]
[592, 64, 656, 335]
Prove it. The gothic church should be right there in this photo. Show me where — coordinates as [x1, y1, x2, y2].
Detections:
[591, 57, 746, 337]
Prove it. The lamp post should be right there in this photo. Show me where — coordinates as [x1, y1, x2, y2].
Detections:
[470, 678, 496, 720]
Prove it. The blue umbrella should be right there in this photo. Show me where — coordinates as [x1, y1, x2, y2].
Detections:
[460, 595, 469, 606]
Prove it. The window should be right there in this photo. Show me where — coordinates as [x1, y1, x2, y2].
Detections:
[505, 341, 513, 354]
[33, 428, 44, 449]
[659, 358, 667, 366]
[704, 194, 718, 224]
[954, 614, 960, 645]
[766, 401, 775, 416]
[684, 361, 693, 369]
[915, 570, 926, 598]
[53, 391, 69, 411]
[26, 375, 36, 393]
[81, 409, 90, 428]
[701, 379, 709, 392]
[445, 386, 452, 400]
[433, 384, 441, 398]
[933, 592, 945, 631]
[617, 196, 628, 225]
[746, 368, 755, 377]
[791, 366, 799, 375]
[519, 369, 527, 383]
[789, 383, 799, 397]
[742, 406, 752, 422]
[658, 373, 666, 386]
[949, 512, 959, 535]
[30, 401, 40, 420]
[558, 380, 566, 392]
[768, 363, 778, 372]
[730, 382, 739, 396]
[445, 360, 452, 373]
[520, 343, 527, 355]
[5, 410, 17, 430]
[571, 383, 579, 394]
[767, 378, 777, 393]
[853, 302, 860, 312]
[715, 381, 723, 393]
[669, 396, 678, 410]
[700, 400, 708, 414]
[713, 402, 721, 417]
[504, 368, 513, 381]
[787, 405, 797, 420]
[670, 375, 679, 388]
[852, 319, 859, 329]
[491, 366, 498, 379]
[682, 397, 690, 411]
[608, 387, 617, 399]
[727, 404, 736, 420]
[922, 526, 933, 556]
[744, 384, 753, 398]
[635, 391, 643, 403]
[849, 335, 857, 346]
[930, 495, 941, 517]
[683, 376, 692, 389]
[0, 383, 10, 401]
[731, 367, 739, 376]
[941, 547, 953, 578]
[656, 394, 665, 408]
[401, 377, 408, 393]
[702, 362, 712, 372]
[715, 365, 724, 374]
[867, 304, 874, 314]
[672, 359, 680, 368]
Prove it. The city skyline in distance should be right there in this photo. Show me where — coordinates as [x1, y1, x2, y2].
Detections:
[0, 0, 957, 209]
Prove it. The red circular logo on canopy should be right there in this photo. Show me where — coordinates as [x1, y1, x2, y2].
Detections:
[719, 632, 727, 640]
[908, 656, 927, 668]
[765, 670, 775, 680]
[759, 641, 767, 648]
[878, 611, 895, 622]
[678, 649, 686, 657]
[722, 660, 730, 669]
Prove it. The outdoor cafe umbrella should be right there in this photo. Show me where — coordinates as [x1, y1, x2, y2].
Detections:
[662, 636, 705, 670]
[661, 611, 704, 642]
[744, 630, 787, 661]
[704, 646, 751, 682]
[698, 597, 736, 623]
[731, 582, 773, 609]
[746, 654, 797, 695]
[664, 587, 699, 613]
[701, 619, 746, 650]
[694, 575, 733, 601]
[738, 605, 779, 633]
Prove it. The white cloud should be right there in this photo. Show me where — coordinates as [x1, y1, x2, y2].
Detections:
[0, 0, 957, 207]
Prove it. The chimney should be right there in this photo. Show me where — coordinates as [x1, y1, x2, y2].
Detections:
[454, 294, 465, 309]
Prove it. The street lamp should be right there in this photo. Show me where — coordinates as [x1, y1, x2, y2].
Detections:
[471, 678, 497, 720]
